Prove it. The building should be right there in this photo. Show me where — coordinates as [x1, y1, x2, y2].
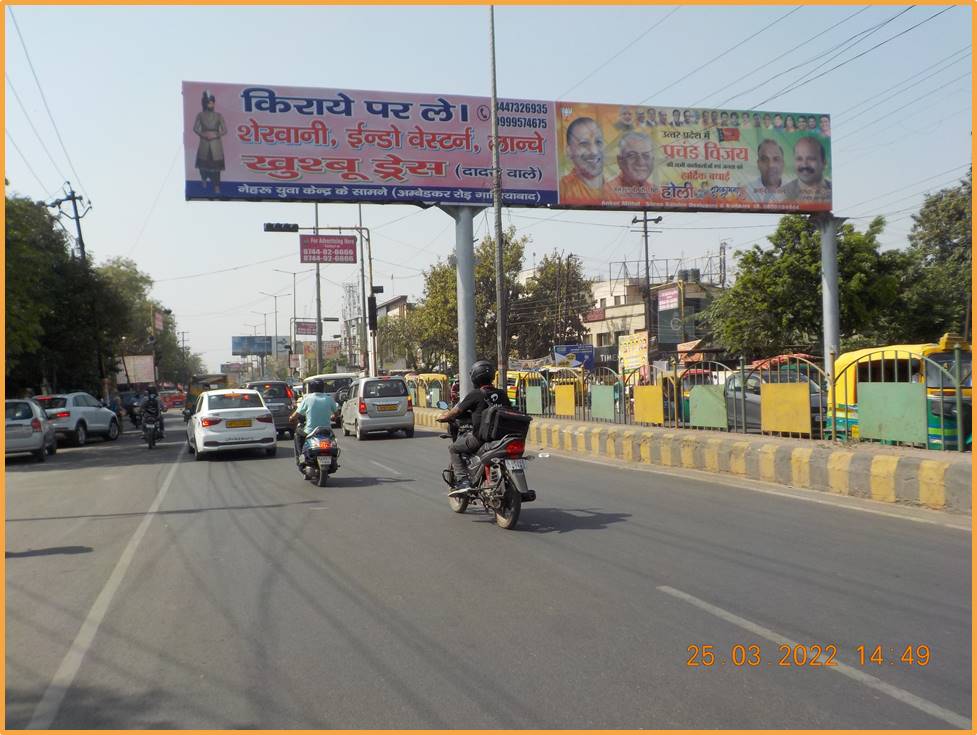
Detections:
[375, 295, 415, 372]
[582, 271, 722, 367]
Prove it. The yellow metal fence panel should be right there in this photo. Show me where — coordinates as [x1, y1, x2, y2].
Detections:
[634, 385, 664, 424]
[555, 384, 576, 417]
[760, 383, 811, 434]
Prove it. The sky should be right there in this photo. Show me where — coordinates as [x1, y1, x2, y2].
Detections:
[4, 3, 972, 371]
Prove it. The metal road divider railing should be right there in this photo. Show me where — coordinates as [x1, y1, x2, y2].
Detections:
[438, 352, 970, 452]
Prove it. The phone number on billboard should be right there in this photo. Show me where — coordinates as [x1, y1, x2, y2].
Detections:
[497, 101, 548, 114]
[499, 116, 547, 129]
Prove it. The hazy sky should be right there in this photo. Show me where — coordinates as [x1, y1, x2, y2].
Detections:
[5, 4, 971, 370]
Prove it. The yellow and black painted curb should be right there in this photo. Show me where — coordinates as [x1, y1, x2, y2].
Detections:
[413, 408, 970, 513]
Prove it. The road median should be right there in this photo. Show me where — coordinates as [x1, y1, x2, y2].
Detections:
[413, 407, 971, 514]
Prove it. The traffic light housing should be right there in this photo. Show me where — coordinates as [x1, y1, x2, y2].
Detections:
[367, 295, 378, 331]
[263, 222, 299, 233]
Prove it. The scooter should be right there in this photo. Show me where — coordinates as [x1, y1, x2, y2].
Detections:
[298, 425, 341, 487]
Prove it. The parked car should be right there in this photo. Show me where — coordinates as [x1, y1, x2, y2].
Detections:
[245, 380, 296, 438]
[724, 370, 825, 434]
[184, 388, 277, 460]
[5, 399, 57, 461]
[339, 376, 414, 440]
[158, 389, 186, 411]
[34, 393, 121, 445]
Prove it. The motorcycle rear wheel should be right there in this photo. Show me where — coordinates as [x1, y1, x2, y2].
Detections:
[494, 486, 521, 530]
[315, 467, 329, 487]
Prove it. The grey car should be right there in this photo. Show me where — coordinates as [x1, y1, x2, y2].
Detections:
[5, 399, 57, 461]
[340, 377, 415, 440]
[245, 381, 296, 437]
[35, 392, 121, 445]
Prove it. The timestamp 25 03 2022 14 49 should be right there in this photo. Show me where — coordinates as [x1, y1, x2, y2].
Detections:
[687, 643, 931, 668]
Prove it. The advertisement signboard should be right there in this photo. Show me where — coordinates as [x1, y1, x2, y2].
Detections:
[618, 333, 649, 372]
[295, 320, 318, 336]
[231, 335, 273, 356]
[116, 355, 156, 385]
[658, 287, 679, 311]
[220, 362, 244, 373]
[553, 344, 595, 370]
[508, 357, 549, 371]
[303, 342, 317, 362]
[300, 235, 357, 264]
[183, 81, 830, 213]
[322, 340, 342, 359]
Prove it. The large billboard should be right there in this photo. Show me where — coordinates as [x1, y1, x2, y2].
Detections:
[116, 355, 156, 385]
[183, 81, 830, 213]
[231, 335, 273, 356]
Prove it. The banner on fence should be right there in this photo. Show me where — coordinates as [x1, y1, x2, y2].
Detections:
[618, 333, 648, 371]
[509, 356, 549, 370]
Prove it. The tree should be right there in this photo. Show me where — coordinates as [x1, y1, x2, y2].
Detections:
[512, 251, 593, 358]
[704, 214, 903, 357]
[473, 227, 526, 359]
[888, 170, 972, 342]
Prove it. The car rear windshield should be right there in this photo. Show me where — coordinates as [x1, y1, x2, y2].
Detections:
[250, 383, 288, 399]
[363, 380, 408, 398]
[35, 397, 67, 409]
[322, 378, 352, 393]
[208, 393, 263, 410]
[6, 402, 34, 421]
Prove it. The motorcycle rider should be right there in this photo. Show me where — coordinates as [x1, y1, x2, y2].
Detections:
[139, 385, 164, 439]
[436, 360, 511, 497]
[288, 378, 338, 462]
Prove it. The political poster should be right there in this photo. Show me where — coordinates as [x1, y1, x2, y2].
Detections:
[183, 81, 830, 213]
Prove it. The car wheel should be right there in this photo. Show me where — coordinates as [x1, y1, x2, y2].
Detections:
[265, 446, 278, 457]
[46, 436, 57, 455]
[106, 419, 120, 441]
[194, 446, 207, 461]
[32, 446, 46, 462]
[74, 423, 87, 447]
[405, 428, 415, 438]
[187, 436, 195, 454]
[355, 422, 365, 441]
[342, 421, 350, 437]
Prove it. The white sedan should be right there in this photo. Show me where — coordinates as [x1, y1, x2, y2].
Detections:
[185, 389, 278, 461]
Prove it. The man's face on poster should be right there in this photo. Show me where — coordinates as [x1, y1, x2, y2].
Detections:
[567, 120, 605, 179]
[794, 137, 825, 186]
[617, 134, 655, 186]
[757, 140, 784, 187]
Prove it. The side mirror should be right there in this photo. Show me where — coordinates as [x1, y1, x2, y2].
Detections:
[436, 400, 449, 410]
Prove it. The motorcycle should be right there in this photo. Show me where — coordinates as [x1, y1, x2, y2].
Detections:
[437, 401, 536, 530]
[142, 416, 161, 449]
[298, 424, 341, 487]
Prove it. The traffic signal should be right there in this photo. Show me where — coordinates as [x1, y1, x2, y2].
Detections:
[367, 295, 378, 331]
[263, 222, 299, 233]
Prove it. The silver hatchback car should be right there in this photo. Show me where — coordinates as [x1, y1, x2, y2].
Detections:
[340, 376, 414, 440]
[5, 399, 57, 461]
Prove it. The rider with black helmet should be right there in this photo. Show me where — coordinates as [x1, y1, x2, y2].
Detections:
[140, 385, 164, 438]
[436, 360, 511, 496]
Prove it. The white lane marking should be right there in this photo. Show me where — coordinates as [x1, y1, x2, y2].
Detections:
[369, 459, 400, 475]
[657, 585, 970, 729]
[28, 447, 187, 729]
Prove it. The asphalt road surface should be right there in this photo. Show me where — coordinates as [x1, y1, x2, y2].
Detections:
[6, 423, 971, 728]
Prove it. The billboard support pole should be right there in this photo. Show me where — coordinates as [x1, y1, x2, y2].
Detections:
[315, 204, 323, 375]
[359, 205, 378, 377]
[489, 4, 507, 391]
[445, 206, 483, 396]
[816, 212, 845, 389]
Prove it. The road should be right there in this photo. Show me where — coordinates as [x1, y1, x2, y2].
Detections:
[6, 422, 971, 729]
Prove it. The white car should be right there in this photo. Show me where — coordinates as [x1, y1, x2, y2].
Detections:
[185, 388, 278, 461]
[35, 392, 120, 446]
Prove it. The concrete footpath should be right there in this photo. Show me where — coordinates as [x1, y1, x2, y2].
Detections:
[413, 408, 971, 514]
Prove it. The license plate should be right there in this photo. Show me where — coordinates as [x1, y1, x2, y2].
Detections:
[504, 459, 525, 470]
[226, 419, 252, 428]
[377, 404, 398, 412]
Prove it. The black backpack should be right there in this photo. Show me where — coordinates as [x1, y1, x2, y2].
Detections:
[478, 403, 532, 442]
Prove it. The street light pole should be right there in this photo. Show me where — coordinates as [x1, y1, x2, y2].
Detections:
[489, 5, 507, 389]
[260, 290, 290, 375]
[632, 213, 663, 363]
[251, 310, 270, 376]
[274, 268, 312, 368]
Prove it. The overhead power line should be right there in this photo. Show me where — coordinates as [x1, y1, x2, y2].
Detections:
[5, 128, 57, 196]
[558, 7, 682, 100]
[5, 73, 67, 183]
[640, 6, 802, 104]
[127, 144, 182, 257]
[7, 7, 89, 199]
[753, 6, 955, 108]
[717, 6, 913, 108]
[691, 6, 870, 107]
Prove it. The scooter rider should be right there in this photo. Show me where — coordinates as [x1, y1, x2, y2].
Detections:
[140, 385, 164, 438]
[436, 360, 510, 497]
[289, 378, 338, 462]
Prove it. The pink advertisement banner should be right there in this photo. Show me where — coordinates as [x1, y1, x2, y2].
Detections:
[184, 81, 830, 213]
[300, 234, 357, 264]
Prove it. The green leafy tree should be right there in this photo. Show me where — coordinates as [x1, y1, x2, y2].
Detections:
[705, 215, 903, 357]
[512, 251, 593, 358]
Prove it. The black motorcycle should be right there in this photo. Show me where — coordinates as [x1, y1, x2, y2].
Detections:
[297, 424, 341, 487]
[142, 415, 161, 449]
[438, 403, 536, 530]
